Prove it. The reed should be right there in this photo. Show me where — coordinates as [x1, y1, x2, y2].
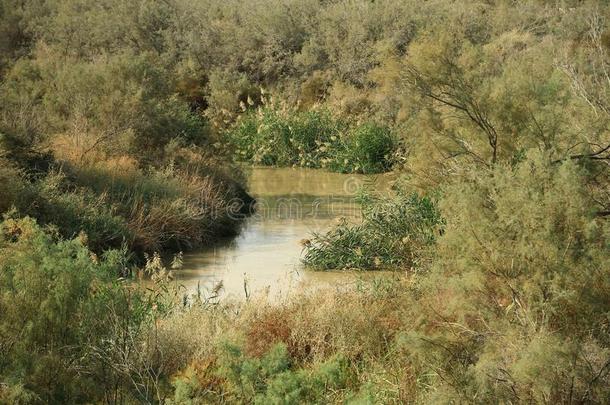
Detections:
[303, 190, 442, 271]
[227, 103, 396, 174]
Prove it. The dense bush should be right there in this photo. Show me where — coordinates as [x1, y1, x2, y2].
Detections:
[2, 51, 209, 162]
[0, 217, 162, 403]
[186, 343, 350, 404]
[399, 154, 610, 403]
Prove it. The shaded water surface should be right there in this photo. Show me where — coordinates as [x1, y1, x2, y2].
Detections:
[177, 167, 393, 300]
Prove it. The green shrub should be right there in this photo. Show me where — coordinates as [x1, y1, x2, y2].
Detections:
[303, 189, 442, 270]
[174, 344, 351, 405]
[0, 216, 158, 403]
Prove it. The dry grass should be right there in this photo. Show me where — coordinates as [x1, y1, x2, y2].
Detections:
[35, 144, 249, 254]
[152, 275, 415, 402]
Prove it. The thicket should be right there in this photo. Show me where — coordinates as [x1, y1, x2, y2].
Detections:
[0, 1, 253, 257]
[0, 216, 166, 403]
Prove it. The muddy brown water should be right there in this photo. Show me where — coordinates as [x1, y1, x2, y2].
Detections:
[176, 167, 395, 301]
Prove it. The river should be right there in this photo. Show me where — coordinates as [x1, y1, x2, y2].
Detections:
[176, 166, 394, 301]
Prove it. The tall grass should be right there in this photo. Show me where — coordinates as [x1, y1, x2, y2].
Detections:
[303, 189, 442, 270]
[227, 104, 396, 174]
[159, 274, 410, 404]
[1, 149, 252, 258]
[76, 162, 249, 255]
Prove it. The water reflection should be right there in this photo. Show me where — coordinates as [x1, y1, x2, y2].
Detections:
[177, 166, 393, 301]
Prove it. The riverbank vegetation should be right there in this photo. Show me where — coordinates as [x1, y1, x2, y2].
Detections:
[0, 149, 250, 257]
[1, 0, 609, 403]
[2, 211, 607, 403]
[227, 104, 396, 173]
[0, 1, 253, 258]
[303, 190, 442, 270]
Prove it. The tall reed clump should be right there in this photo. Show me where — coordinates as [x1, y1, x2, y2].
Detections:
[227, 103, 396, 174]
[228, 106, 342, 167]
[329, 122, 395, 174]
[303, 189, 442, 270]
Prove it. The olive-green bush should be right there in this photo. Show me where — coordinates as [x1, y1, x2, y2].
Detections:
[0, 217, 160, 402]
